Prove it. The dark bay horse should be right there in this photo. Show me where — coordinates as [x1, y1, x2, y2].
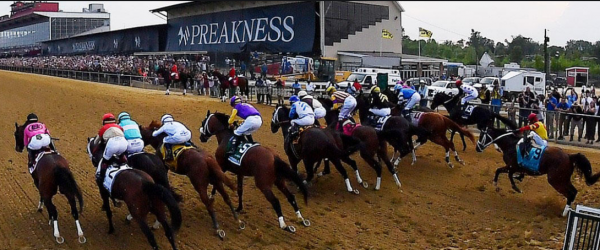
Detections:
[14, 123, 85, 244]
[270, 105, 369, 192]
[87, 138, 181, 250]
[476, 127, 600, 217]
[200, 111, 310, 232]
[140, 121, 241, 239]
[212, 70, 250, 101]
[390, 104, 476, 168]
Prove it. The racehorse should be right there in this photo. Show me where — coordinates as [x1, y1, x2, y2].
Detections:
[212, 70, 250, 101]
[321, 108, 404, 190]
[86, 138, 181, 250]
[390, 103, 476, 168]
[200, 111, 310, 232]
[14, 123, 85, 244]
[139, 121, 241, 239]
[270, 105, 371, 192]
[476, 126, 600, 217]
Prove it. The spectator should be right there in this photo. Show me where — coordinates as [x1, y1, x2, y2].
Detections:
[545, 92, 558, 139]
[292, 80, 301, 95]
[261, 62, 268, 79]
[596, 96, 600, 142]
[585, 97, 597, 144]
[203, 73, 210, 96]
[490, 83, 502, 127]
[275, 78, 285, 105]
[507, 99, 517, 124]
[208, 74, 216, 97]
[418, 81, 429, 108]
[570, 102, 584, 142]
[557, 97, 570, 140]
[240, 61, 246, 77]
[255, 77, 266, 104]
[535, 95, 545, 123]
[305, 80, 315, 96]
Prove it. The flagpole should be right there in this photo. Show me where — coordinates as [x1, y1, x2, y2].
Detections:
[380, 31, 383, 57]
[418, 38, 421, 78]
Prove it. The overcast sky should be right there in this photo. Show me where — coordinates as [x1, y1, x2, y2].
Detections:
[0, 1, 597, 46]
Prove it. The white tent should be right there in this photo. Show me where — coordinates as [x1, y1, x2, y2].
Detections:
[479, 52, 494, 68]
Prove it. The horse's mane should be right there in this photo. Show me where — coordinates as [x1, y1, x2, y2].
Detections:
[148, 120, 161, 129]
[212, 112, 230, 125]
[318, 97, 333, 109]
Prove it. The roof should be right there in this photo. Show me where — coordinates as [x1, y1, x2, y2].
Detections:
[152, 1, 405, 13]
[34, 11, 109, 19]
[0, 11, 109, 31]
[566, 67, 589, 70]
[338, 51, 448, 63]
[42, 24, 166, 43]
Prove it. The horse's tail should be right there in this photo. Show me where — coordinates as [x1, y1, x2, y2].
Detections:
[207, 157, 236, 192]
[274, 156, 308, 205]
[338, 133, 363, 157]
[570, 153, 600, 186]
[441, 116, 475, 144]
[54, 167, 84, 213]
[143, 181, 182, 232]
[493, 113, 518, 130]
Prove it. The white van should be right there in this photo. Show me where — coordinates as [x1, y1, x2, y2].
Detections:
[501, 70, 546, 99]
[337, 68, 402, 92]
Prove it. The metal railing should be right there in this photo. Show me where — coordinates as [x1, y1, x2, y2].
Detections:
[563, 205, 600, 250]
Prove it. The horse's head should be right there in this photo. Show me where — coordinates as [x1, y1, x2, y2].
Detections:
[14, 122, 25, 153]
[200, 110, 229, 142]
[86, 136, 102, 167]
[430, 92, 450, 110]
[270, 104, 290, 133]
[476, 127, 515, 153]
[137, 120, 163, 149]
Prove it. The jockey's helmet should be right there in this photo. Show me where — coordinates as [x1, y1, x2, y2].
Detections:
[370, 86, 380, 93]
[298, 91, 308, 98]
[161, 114, 174, 124]
[455, 80, 462, 87]
[117, 112, 130, 123]
[26, 113, 38, 123]
[326, 86, 336, 95]
[289, 95, 300, 104]
[102, 113, 116, 125]
[402, 85, 411, 89]
[230, 96, 242, 107]
[528, 113, 538, 123]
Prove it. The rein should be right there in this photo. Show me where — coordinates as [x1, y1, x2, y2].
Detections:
[479, 131, 514, 149]
[200, 114, 214, 136]
[271, 106, 291, 126]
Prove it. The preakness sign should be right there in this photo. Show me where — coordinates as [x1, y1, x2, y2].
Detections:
[165, 2, 316, 53]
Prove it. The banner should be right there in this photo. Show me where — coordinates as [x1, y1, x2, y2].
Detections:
[419, 27, 432, 38]
[44, 25, 164, 55]
[382, 29, 393, 39]
[165, 2, 316, 53]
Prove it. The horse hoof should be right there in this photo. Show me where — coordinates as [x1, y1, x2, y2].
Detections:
[458, 160, 465, 166]
[78, 235, 87, 244]
[302, 219, 311, 227]
[285, 226, 296, 233]
[37, 208, 43, 213]
[217, 229, 226, 239]
[239, 221, 246, 230]
[55, 236, 65, 244]
[361, 181, 369, 189]
[448, 163, 454, 169]
[352, 189, 360, 195]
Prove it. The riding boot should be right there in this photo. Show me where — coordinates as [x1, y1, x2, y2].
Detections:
[187, 140, 198, 148]
[520, 137, 531, 159]
[337, 119, 345, 133]
[246, 134, 255, 143]
[314, 119, 321, 128]
[402, 110, 412, 123]
[228, 135, 243, 155]
[27, 149, 36, 171]
[164, 143, 174, 161]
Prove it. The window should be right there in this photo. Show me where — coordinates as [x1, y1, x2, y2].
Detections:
[535, 77, 541, 82]
[526, 76, 535, 85]
[364, 76, 372, 85]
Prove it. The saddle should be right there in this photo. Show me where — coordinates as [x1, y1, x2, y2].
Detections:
[342, 119, 361, 136]
[291, 125, 318, 144]
[226, 139, 260, 166]
[30, 148, 57, 174]
[516, 138, 546, 174]
[461, 104, 475, 120]
[159, 142, 196, 172]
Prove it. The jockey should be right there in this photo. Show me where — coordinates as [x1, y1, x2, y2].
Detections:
[152, 114, 192, 161]
[288, 95, 315, 139]
[117, 112, 144, 155]
[516, 113, 548, 158]
[327, 86, 357, 132]
[23, 113, 54, 170]
[298, 90, 326, 126]
[393, 80, 404, 96]
[228, 95, 262, 154]
[368, 86, 391, 117]
[456, 80, 478, 113]
[397, 85, 421, 121]
[94, 113, 127, 190]
[170, 63, 179, 81]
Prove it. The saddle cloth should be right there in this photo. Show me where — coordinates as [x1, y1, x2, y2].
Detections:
[515, 138, 547, 173]
[159, 143, 196, 172]
[366, 115, 390, 131]
[103, 163, 133, 195]
[30, 150, 56, 174]
[342, 120, 361, 136]
[409, 112, 424, 126]
[227, 141, 260, 166]
[461, 105, 475, 119]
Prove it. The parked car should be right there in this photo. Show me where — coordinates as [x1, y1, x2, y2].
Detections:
[462, 77, 481, 86]
[406, 77, 433, 86]
[477, 77, 499, 91]
[426, 80, 459, 97]
[554, 77, 567, 87]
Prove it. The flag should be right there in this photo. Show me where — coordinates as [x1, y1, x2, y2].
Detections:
[419, 27, 432, 38]
[382, 29, 393, 40]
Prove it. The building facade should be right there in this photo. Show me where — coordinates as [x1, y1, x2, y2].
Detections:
[0, 1, 110, 56]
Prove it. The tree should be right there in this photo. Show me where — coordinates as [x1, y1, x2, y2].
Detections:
[510, 45, 523, 63]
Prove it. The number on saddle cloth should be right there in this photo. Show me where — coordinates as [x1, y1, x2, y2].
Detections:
[227, 141, 259, 166]
[103, 164, 132, 195]
[516, 140, 546, 173]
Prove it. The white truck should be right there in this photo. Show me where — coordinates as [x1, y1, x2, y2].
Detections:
[426, 80, 459, 98]
[337, 68, 402, 93]
[501, 70, 546, 99]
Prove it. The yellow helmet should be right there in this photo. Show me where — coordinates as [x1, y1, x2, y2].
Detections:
[326, 86, 336, 95]
[370, 86, 380, 93]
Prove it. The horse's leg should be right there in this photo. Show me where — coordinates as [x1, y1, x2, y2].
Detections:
[430, 136, 454, 168]
[302, 159, 315, 185]
[44, 196, 64, 244]
[548, 175, 578, 217]
[378, 143, 401, 188]
[289, 155, 300, 174]
[151, 202, 176, 249]
[493, 166, 510, 190]
[98, 185, 115, 234]
[341, 155, 366, 188]
[189, 172, 224, 239]
[214, 180, 244, 229]
[317, 158, 331, 176]
[331, 158, 357, 194]
[133, 212, 158, 250]
[360, 152, 382, 190]
[259, 186, 295, 232]
[274, 178, 310, 227]
[459, 133, 467, 152]
[507, 169, 522, 193]
[236, 175, 244, 212]
[448, 136, 465, 165]
[67, 192, 85, 243]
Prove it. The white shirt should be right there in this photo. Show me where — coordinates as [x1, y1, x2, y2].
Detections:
[152, 121, 191, 138]
[302, 95, 323, 109]
[306, 82, 315, 92]
[460, 85, 478, 96]
[292, 101, 314, 118]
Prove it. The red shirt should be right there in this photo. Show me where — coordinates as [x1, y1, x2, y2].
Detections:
[229, 67, 236, 78]
[171, 64, 178, 74]
[98, 123, 123, 137]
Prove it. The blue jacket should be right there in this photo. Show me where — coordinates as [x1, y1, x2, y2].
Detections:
[399, 88, 417, 99]
[546, 96, 558, 111]
[292, 82, 301, 89]
[119, 118, 142, 140]
[557, 102, 570, 110]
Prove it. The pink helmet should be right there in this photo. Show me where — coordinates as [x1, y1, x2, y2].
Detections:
[402, 85, 411, 89]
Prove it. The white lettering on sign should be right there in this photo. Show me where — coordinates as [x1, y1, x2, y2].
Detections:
[177, 15, 297, 46]
[72, 41, 95, 52]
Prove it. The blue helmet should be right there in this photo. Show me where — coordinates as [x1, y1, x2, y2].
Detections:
[230, 96, 242, 107]
[117, 112, 131, 123]
[289, 95, 300, 103]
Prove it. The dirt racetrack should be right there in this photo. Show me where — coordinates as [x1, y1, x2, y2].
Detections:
[3, 70, 600, 250]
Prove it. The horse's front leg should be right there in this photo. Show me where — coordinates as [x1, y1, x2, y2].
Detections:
[235, 175, 245, 212]
[507, 168, 522, 193]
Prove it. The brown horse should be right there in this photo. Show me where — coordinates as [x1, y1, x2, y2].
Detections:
[212, 70, 250, 101]
[270, 104, 367, 193]
[14, 123, 85, 244]
[390, 106, 476, 168]
[87, 138, 181, 250]
[200, 111, 310, 232]
[476, 127, 600, 217]
[139, 120, 241, 239]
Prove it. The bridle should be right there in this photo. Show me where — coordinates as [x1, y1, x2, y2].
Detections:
[271, 106, 290, 126]
[477, 128, 513, 151]
[199, 113, 214, 137]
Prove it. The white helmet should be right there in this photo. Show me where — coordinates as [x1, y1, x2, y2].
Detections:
[298, 90, 308, 98]
[161, 114, 174, 124]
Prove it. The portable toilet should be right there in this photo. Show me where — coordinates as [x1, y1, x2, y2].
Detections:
[566, 67, 589, 87]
